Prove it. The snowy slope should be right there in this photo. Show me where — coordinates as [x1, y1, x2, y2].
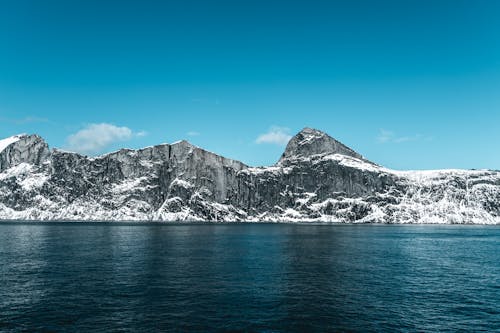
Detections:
[0, 135, 22, 152]
[0, 129, 498, 223]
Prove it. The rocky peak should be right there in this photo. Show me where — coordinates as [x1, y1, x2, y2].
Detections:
[0, 134, 50, 171]
[278, 128, 366, 163]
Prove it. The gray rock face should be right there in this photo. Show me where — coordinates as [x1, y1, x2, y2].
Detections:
[0, 129, 498, 223]
[0, 135, 49, 172]
[279, 128, 366, 164]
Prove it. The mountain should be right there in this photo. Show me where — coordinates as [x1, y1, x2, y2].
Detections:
[0, 128, 498, 223]
[278, 127, 367, 163]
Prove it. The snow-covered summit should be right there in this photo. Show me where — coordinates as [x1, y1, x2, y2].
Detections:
[278, 128, 367, 164]
[0, 134, 50, 172]
[0, 134, 25, 153]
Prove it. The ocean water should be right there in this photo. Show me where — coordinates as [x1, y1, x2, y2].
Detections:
[0, 223, 498, 332]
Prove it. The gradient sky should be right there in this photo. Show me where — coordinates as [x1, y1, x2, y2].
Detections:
[1, 0, 499, 170]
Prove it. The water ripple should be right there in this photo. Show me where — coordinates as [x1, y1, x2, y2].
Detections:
[0, 223, 498, 332]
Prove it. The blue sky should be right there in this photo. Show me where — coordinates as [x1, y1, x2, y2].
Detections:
[1, 0, 499, 169]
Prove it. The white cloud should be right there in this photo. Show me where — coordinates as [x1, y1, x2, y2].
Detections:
[377, 129, 432, 144]
[256, 127, 292, 146]
[66, 123, 145, 155]
[0, 116, 50, 124]
[187, 131, 200, 137]
[377, 129, 394, 143]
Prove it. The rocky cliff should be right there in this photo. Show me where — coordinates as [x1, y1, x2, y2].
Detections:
[0, 128, 498, 223]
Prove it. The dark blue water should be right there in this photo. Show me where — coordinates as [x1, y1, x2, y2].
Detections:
[0, 223, 498, 332]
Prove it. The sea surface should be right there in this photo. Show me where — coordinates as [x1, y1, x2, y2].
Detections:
[0, 223, 498, 332]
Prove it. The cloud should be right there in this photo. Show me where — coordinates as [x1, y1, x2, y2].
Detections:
[187, 131, 200, 137]
[0, 116, 50, 124]
[377, 129, 394, 143]
[256, 127, 292, 146]
[377, 129, 432, 144]
[66, 123, 145, 155]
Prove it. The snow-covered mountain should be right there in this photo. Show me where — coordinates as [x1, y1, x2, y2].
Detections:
[0, 128, 498, 223]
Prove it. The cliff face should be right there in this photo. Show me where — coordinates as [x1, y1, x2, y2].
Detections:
[0, 134, 50, 172]
[0, 129, 498, 223]
[278, 127, 367, 163]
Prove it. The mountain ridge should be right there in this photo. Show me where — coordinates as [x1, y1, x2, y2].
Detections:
[0, 128, 498, 223]
[1, 129, 495, 171]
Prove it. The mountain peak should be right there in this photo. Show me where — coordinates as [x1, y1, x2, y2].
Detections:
[0, 134, 24, 153]
[278, 128, 367, 163]
[0, 134, 50, 171]
[0, 134, 44, 153]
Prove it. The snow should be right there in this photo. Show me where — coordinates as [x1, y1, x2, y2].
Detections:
[319, 154, 386, 173]
[112, 177, 153, 194]
[296, 128, 325, 145]
[19, 174, 48, 191]
[0, 163, 34, 181]
[316, 153, 497, 181]
[0, 135, 23, 153]
[0, 163, 48, 191]
[0, 132, 499, 224]
[242, 166, 294, 176]
[242, 166, 281, 175]
[139, 160, 155, 168]
[296, 192, 317, 205]
[283, 208, 302, 218]
[170, 178, 194, 188]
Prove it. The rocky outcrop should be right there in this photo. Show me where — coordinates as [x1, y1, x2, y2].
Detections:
[0, 128, 498, 223]
[279, 127, 367, 164]
[0, 134, 50, 172]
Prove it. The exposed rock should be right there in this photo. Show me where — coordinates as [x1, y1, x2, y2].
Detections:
[279, 128, 367, 164]
[0, 134, 50, 172]
[0, 129, 498, 224]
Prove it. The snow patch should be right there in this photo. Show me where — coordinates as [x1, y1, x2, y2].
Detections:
[171, 178, 194, 189]
[112, 177, 149, 193]
[0, 135, 23, 153]
[19, 174, 48, 191]
[0, 163, 34, 181]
